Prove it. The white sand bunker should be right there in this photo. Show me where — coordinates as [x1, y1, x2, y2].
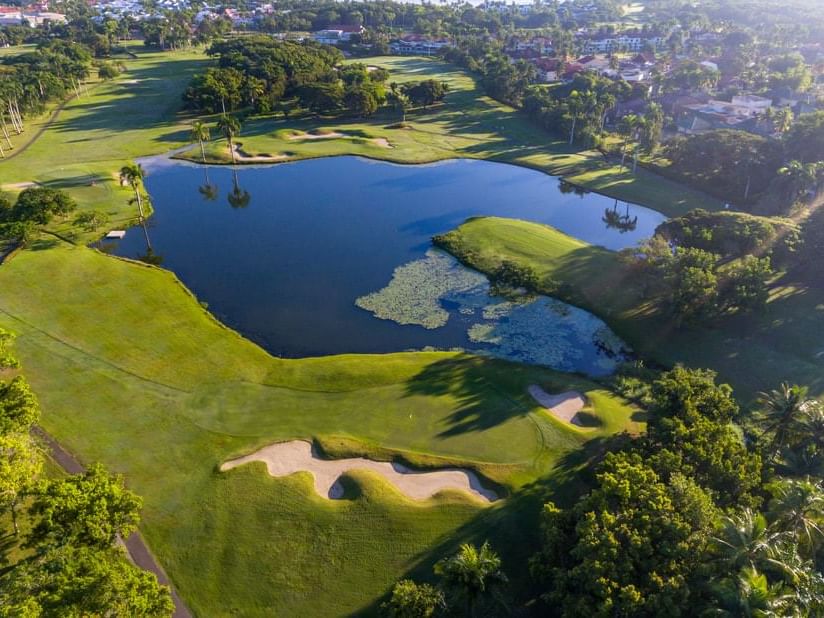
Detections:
[1, 181, 38, 190]
[231, 144, 289, 162]
[528, 385, 587, 426]
[221, 440, 498, 503]
[371, 137, 393, 148]
[288, 131, 345, 141]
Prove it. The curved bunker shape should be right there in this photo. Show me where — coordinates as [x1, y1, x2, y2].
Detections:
[220, 440, 499, 503]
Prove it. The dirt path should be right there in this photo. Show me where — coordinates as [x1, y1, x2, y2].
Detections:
[527, 385, 586, 426]
[33, 427, 192, 618]
[222, 440, 498, 503]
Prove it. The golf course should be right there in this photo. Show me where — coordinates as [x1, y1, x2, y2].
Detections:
[1, 43, 821, 615]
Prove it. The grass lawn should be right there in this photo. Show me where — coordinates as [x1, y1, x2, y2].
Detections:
[0, 44, 210, 237]
[0, 240, 640, 615]
[437, 216, 824, 402]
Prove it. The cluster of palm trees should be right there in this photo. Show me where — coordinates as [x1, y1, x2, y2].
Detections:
[708, 479, 824, 615]
[699, 383, 824, 615]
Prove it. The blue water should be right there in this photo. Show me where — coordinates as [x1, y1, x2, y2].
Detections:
[107, 156, 663, 374]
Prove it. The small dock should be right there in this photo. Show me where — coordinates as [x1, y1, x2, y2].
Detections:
[105, 230, 126, 240]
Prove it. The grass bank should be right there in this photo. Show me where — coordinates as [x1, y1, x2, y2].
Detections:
[436, 216, 824, 401]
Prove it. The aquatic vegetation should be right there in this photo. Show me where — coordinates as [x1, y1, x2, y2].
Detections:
[357, 251, 629, 375]
[355, 249, 488, 329]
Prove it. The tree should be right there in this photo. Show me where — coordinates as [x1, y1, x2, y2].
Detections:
[0, 376, 40, 435]
[668, 248, 721, 323]
[402, 80, 448, 108]
[190, 120, 210, 163]
[30, 463, 142, 550]
[0, 328, 19, 370]
[119, 164, 146, 221]
[0, 545, 174, 617]
[390, 91, 411, 123]
[434, 542, 508, 617]
[344, 85, 378, 118]
[778, 159, 822, 204]
[7, 187, 77, 225]
[382, 580, 445, 618]
[757, 383, 815, 457]
[0, 432, 41, 535]
[74, 211, 110, 232]
[535, 454, 714, 617]
[785, 111, 824, 165]
[216, 115, 241, 165]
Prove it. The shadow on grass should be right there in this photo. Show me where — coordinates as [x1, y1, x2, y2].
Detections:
[356, 431, 635, 616]
[404, 355, 536, 438]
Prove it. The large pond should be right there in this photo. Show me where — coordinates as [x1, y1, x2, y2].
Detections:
[108, 156, 665, 375]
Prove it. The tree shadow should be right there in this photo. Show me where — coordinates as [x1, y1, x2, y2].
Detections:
[355, 431, 636, 616]
[403, 355, 537, 438]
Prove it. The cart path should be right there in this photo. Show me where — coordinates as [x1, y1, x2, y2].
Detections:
[33, 427, 193, 618]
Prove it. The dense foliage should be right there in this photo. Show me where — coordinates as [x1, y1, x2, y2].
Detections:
[532, 367, 824, 617]
[0, 329, 173, 616]
[664, 130, 784, 204]
[656, 209, 799, 263]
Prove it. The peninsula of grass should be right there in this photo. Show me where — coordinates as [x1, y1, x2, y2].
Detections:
[0, 239, 641, 615]
[436, 216, 824, 401]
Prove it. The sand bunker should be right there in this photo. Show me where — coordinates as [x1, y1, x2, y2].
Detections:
[528, 385, 587, 426]
[288, 131, 345, 141]
[221, 440, 498, 503]
[231, 144, 290, 162]
[371, 137, 393, 148]
[1, 181, 37, 190]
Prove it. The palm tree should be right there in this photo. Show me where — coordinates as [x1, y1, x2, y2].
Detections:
[434, 542, 508, 617]
[618, 114, 641, 169]
[190, 120, 210, 163]
[711, 509, 784, 572]
[779, 161, 823, 204]
[567, 91, 584, 145]
[704, 567, 789, 617]
[767, 479, 824, 556]
[758, 383, 814, 456]
[216, 114, 241, 164]
[119, 163, 146, 220]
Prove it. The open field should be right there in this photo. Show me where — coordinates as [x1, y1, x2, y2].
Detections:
[437, 216, 824, 401]
[0, 240, 640, 614]
[181, 56, 722, 219]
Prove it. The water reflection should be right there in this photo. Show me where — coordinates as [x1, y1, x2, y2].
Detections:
[558, 179, 589, 197]
[602, 199, 638, 233]
[227, 169, 251, 209]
